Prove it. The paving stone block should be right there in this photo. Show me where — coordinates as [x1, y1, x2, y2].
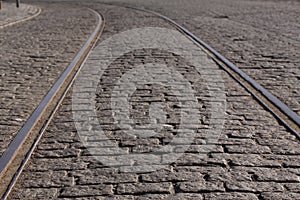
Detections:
[11, 188, 58, 199]
[284, 183, 300, 192]
[117, 183, 173, 195]
[72, 168, 138, 184]
[260, 192, 300, 200]
[141, 168, 203, 182]
[178, 181, 225, 192]
[22, 171, 73, 188]
[60, 185, 114, 197]
[226, 181, 284, 192]
[204, 192, 259, 200]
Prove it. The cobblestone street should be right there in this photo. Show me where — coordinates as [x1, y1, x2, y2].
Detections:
[0, 0, 299, 199]
[0, 2, 40, 28]
[98, 0, 300, 115]
[0, 2, 96, 156]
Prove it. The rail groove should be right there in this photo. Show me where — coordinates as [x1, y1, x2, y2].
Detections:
[104, 3, 300, 139]
[1, 2, 299, 199]
[0, 8, 105, 199]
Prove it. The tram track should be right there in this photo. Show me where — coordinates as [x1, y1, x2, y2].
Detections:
[0, 2, 299, 199]
[110, 3, 300, 138]
[0, 8, 105, 199]
[0, 3, 41, 29]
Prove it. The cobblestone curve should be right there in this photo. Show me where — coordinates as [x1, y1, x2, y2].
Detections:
[97, 0, 300, 115]
[0, 2, 97, 156]
[0, 2, 40, 28]
[9, 3, 300, 200]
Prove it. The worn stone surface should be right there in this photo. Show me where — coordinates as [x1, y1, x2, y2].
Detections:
[0, 2, 97, 156]
[0, 2, 40, 28]
[97, 0, 300, 115]
[7, 1, 300, 200]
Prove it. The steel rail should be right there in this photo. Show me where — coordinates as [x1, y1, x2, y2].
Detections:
[0, 8, 105, 199]
[103, 3, 300, 139]
[1, 2, 298, 198]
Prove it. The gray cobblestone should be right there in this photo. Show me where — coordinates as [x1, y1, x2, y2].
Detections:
[141, 167, 203, 183]
[171, 193, 203, 200]
[34, 148, 81, 159]
[226, 181, 284, 192]
[261, 192, 300, 200]
[204, 192, 259, 200]
[8, 2, 300, 200]
[224, 144, 272, 154]
[21, 171, 73, 188]
[232, 166, 300, 182]
[11, 188, 58, 199]
[60, 185, 114, 197]
[71, 168, 138, 184]
[27, 158, 88, 172]
[134, 194, 170, 200]
[212, 153, 282, 167]
[103, 0, 300, 114]
[178, 181, 225, 193]
[0, 2, 97, 156]
[284, 183, 300, 192]
[117, 183, 173, 195]
[0, 2, 40, 28]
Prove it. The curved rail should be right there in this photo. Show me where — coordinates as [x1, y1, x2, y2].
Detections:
[0, 8, 105, 199]
[1, 2, 298, 198]
[103, 3, 300, 139]
[0, 5, 41, 29]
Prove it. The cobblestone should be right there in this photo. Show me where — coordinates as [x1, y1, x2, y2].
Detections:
[12, 188, 58, 199]
[0, 2, 40, 28]
[72, 168, 138, 184]
[21, 171, 73, 188]
[0, 2, 97, 156]
[60, 185, 114, 197]
[226, 181, 284, 192]
[7, 2, 300, 200]
[204, 192, 259, 200]
[141, 168, 203, 182]
[100, 0, 300, 115]
[177, 181, 225, 193]
[260, 192, 300, 200]
[117, 183, 173, 195]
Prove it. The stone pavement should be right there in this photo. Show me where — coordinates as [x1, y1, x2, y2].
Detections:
[8, 3, 300, 200]
[0, 2, 97, 156]
[0, 1, 40, 28]
[98, 0, 300, 115]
